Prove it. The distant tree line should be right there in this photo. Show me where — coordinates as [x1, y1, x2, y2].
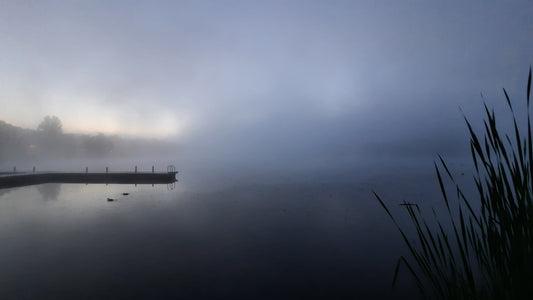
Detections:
[0, 116, 174, 163]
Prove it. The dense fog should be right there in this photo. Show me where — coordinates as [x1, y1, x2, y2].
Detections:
[0, 1, 532, 172]
[0, 116, 176, 171]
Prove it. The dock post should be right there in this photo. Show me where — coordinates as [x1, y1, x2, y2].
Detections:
[135, 166, 137, 173]
[152, 166, 154, 173]
[106, 167, 108, 173]
[33, 166, 35, 173]
[13, 166, 16, 173]
[86, 167, 88, 173]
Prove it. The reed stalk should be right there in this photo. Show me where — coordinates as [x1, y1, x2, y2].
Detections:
[376, 67, 533, 299]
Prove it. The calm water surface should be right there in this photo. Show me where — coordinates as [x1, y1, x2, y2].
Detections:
[0, 161, 471, 299]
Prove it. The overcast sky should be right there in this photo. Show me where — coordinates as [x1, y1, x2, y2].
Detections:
[1, 1, 532, 160]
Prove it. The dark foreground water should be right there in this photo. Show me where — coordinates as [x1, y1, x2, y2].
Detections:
[0, 159, 473, 299]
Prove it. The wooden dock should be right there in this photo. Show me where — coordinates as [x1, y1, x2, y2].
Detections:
[0, 171, 178, 189]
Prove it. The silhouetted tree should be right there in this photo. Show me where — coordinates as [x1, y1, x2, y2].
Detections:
[0, 120, 28, 162]
[35, 115, 64, 157]
[37, 115, 62, 137]
[82, 133, 114, 157]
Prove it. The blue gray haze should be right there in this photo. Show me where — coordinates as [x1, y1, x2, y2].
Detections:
[0, 1, 532, 299]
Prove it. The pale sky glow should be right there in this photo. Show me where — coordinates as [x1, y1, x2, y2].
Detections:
[0, 1, 532, 157]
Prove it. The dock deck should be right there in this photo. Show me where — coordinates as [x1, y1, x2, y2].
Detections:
[0, 171, 178, 189]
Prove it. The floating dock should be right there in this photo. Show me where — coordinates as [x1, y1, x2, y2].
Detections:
[0, 171, 178, 189]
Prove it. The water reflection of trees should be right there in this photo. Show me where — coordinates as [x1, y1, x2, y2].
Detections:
[0, 188, 14, 198]
[37, 184, 61, 200]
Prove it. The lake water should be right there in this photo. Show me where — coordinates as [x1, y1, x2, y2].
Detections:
[0, 158, 473, 299]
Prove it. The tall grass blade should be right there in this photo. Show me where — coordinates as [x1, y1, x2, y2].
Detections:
[375, 69, 533, 299]
[527, 66, 531, 106]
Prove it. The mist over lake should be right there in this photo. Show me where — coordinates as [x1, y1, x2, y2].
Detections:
[1, 1, 532, 299]
[0, 158, 474, 299]
[0, 154, 479, 299]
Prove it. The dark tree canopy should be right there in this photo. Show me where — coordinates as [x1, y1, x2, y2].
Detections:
[37, 115, 62, 136]
[82, 133, 114, 157]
